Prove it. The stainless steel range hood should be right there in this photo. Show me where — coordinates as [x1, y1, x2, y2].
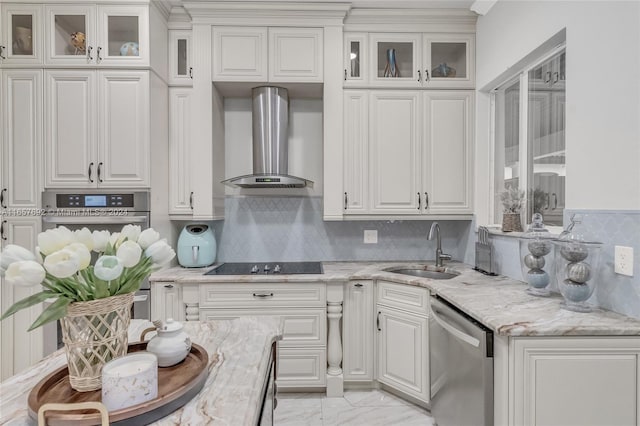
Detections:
[222, 86, 313, 188]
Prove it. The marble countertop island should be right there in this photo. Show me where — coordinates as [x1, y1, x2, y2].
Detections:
[0, 317, 282, 426]
[151, 262, 640, 337]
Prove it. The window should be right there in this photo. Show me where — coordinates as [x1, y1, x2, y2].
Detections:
[493, 47, 566, 227]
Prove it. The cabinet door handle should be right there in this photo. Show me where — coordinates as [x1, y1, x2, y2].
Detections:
[425, 70, 430, 81]
[86, 45, 93, 61]
[417, 192, 421, 210]
[544, 193, 550, 210]
[354, 283, 363, 288]
[164, 284, 174, 289]
[88, 162, 94, 183]
[344, 192, 348, 210]
[189, 67, 193, 79]
[425, 192, 429, 210]
[417, 69, 421, 82]
[544, 71, 551, 83]
[552, 193, 558, 210]
[97, 46, 102, 62]
[1, 220, 7, 240]
[0, 188, 6, 208]
[189, 191, 194, 209]
[97, 162, 103, 183]
[377, 311, 381, 331]
[253, 293, 274, 298]
[0, 45, 5, 60]
[344, 69, 347, 81]
[553, 72, 559, 84]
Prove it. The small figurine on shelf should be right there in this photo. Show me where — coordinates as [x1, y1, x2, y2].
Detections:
[120, 42, 140, 56]
[432, 63, 456, 78]
[70, 32, 86, 55]
[383, 48, 400, 78]
[499, 186, 525, 232]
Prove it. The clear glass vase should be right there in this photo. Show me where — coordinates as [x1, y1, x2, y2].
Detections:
[519, 213, 555, 297]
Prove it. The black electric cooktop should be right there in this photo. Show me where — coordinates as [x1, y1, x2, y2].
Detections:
[205, 262, 323, 275]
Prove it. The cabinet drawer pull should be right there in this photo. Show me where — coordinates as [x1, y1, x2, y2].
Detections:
[86, 45, 93, 61]
[189, 67, 193, 79]
[344, 192, 348, 210]
[344, 69, 347, 81]
[0, 188, 6, 208]
[553, 72, 559, 84]
[88, 162, 94, 183]
[97, 46, 102, 62]
[1, 220, 7, 240]
[164, 284, 174, 289]
[354, 283, 363, 288]
[425, 192, 429, 210]
[0, 45, 6, 60]
[418, 192, 421, 210]
[544, 193, 550, 210]
[253, 293, 274, 298]
[377, 311, 381, 331]
[544, 71, 551, 83]
[425, 70, 430, 81]
[97, 162, 103, 183]
[552, 193, 558, 210]
[417, 69, 421, 82]
[189, 191, 194, 210]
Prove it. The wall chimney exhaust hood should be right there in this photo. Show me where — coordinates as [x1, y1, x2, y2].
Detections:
[222, 86, 313, 188]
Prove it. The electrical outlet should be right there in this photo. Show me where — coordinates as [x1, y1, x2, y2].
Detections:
[364, 230, 378, 244]
[614, 246, 634, 277]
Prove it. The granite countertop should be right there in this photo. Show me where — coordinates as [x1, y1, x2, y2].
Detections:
[151, 262, 640, 338]
[0, 317, 282, 426]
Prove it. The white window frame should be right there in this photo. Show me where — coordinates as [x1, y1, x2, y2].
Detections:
[489, 43, 566, 234]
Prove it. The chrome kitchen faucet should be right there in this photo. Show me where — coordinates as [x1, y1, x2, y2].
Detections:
[429, 222, 452, 267]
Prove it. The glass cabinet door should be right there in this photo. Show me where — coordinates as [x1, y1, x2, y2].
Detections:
[423, 34, 475, 88]
[369, 34, 421, 88]
[45, 6, 95, 64]
[97, 6, 148, 65]
[1, 4, 43, 64]
[344, 33, 367, 86]
[169, 30, 192, 85]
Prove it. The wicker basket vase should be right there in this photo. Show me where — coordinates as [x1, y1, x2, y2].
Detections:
[502, 213, 523, 232]
[59, 292, 134, 392]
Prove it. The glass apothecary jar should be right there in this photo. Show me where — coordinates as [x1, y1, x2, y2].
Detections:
[519, 213, 556, 297]
[553, 215, 603, 312]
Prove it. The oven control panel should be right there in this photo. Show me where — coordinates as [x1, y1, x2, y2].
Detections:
[55, 194, 135, 208]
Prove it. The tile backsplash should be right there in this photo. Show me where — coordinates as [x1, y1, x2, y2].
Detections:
[209, 196, 473, 263]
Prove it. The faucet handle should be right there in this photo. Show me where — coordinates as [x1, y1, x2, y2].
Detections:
[440, 253, 452, 262]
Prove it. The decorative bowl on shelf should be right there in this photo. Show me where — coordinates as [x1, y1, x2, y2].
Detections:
[120, 42, 139, 56]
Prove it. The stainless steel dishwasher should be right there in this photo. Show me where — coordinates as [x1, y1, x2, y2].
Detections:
[429, 295, 493, 426]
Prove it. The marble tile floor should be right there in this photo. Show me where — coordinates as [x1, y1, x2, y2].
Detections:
[274, 390, 435, 426]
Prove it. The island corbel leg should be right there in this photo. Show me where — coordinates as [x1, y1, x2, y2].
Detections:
[326, 282, 344, 397]
[183, 284, 200, 321]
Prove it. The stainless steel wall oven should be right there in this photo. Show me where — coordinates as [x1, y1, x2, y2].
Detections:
[41, 191, 151, 355]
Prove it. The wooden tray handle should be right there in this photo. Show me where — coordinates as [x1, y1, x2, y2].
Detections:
[140, 326, 157, 342]
[38, 402, 109, 426]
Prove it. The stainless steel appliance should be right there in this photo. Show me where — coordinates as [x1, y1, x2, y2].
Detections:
[41, 190, 151, 355]
[205, 262, 323, 275]
[429, 295, 493, 426]
[222, 86, 313, 188]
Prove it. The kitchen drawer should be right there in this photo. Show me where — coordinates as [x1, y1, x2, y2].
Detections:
[377, 280, 429, 316]
[199, 283, 326, 308]
[199, 308, 326, 347]
[277, 347, 327, 388]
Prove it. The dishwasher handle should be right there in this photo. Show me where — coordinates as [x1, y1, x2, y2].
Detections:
[430, 299, 480, 348]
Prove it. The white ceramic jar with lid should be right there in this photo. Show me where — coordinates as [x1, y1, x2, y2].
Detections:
[143, 319, 192, 367]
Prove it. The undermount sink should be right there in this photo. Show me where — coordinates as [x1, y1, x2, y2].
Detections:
[386, 267, 460, 280]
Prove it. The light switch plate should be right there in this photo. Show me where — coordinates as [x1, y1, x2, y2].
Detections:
[364, 230, 378, 244]
[614, 246, 634, 277]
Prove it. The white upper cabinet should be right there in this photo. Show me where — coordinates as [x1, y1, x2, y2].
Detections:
[344, 32, 475, 89]
[212, 26, 323, 83]
[43, 4, 148, 66]
[45, 70, 150, 188]
[343, 90, 369, 214]
[168, 88, 194, 216]
[269, 27, 323, 82]
[1, 4, 43, 65]
[169, 30, 193, 85]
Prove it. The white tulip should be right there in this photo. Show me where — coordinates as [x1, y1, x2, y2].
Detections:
[66, 243, 92, 270]
[116, 241, 142, 268]
[109, 232, 123, 249]
[43, 248, 80, 278]
[0, 245, 37, 275]
[120, 224, 141, 243]
[38, 227, 74, 256]
[5, 260, 46, 287]
[94, 256, 124, 281]
[145, 239, 176, 266]
[74, 228, 94, 251]
[137, 228, 160, 249]
[92, 230, 111, 252]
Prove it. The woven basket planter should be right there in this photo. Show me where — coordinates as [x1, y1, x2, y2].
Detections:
[502, 213, 523, 232]
[59, 292, 134, 392]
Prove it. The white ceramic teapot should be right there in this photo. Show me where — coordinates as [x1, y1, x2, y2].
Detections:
[141, 318, 192, 367]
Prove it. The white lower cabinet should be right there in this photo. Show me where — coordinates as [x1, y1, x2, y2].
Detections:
[150, 281, 183, 322]
[508, 337, 640, 426]
[343, 280, 374, 382]
[376, 281, 429, 403]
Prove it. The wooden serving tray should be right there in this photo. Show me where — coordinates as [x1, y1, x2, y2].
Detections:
[28, 342, 213, 426]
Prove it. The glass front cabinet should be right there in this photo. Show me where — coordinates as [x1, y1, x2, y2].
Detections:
[169, 30, 192, 85]
[344, 32, 475, 89]
[1, 4, 43, 65]
[43, 4, 148, 66]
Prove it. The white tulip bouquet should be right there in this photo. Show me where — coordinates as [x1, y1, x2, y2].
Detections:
[0, 224, 175, 331]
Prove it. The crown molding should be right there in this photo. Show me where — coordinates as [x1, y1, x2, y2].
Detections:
[167, 6, 193, 29]
[344, 8, 477, 33]
[183, 1, 351, 26]
[152, 0, 172, 20]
